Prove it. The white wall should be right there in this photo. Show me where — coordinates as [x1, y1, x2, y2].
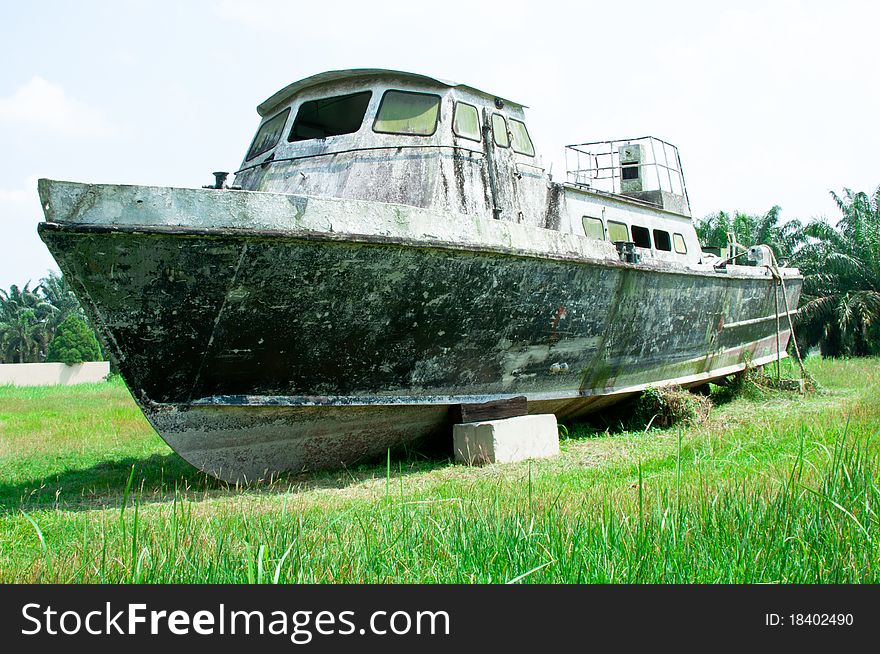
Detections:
[0, 362, 110, 386]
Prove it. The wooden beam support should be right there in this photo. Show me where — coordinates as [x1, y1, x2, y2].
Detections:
[450, 396, 528, 425]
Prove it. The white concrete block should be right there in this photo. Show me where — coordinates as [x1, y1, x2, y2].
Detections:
[453, 414, 560, 465]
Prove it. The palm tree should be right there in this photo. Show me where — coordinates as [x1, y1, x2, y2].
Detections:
[38, 271, 85, 336]
[694, 209, 735, 253]
[695, 206, 804, 261]
[38, 272, 104, 362]
[0, 283, 55, 363]
[792, 186, 880, 356]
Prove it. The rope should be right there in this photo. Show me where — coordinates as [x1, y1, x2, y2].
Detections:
[766, 251, 812, 385]
[773, 274, 782, 389]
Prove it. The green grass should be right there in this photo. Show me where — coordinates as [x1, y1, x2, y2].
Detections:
[1, 358, 879, 583]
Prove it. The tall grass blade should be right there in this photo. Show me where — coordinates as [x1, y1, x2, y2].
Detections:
[273, 541, 296, 584]
[507, 559, 556, 584]
[21, 511, 46, 553]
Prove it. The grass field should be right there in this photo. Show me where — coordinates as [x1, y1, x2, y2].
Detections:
[1, 358, 878, 583]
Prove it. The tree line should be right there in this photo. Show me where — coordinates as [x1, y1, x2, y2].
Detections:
[695, 185, 880, 357]
[0, 272, 101, 365]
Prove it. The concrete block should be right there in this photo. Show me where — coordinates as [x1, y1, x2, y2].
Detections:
[453, 414, 560, 465]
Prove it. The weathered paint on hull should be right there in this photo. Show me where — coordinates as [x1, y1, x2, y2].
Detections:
[148, 403, 451, 482]
[146, 349, 779, 481]
[39, 221, 801, 481]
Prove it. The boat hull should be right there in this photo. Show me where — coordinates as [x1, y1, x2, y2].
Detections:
[37, 182, 801, 482]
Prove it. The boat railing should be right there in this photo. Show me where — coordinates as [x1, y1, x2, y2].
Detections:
[564, 136, 690, 211]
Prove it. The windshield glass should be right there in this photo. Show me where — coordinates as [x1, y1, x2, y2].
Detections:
[453, 102, 481, 141]
[509, 119, 534, 156]
[246, 108, 290, 161]
[373, 90, 440, 136]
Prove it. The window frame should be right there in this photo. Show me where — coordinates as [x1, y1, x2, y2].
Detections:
[673, 233, 688, 255]
[287, 90, 373, 143]
[621, 164, 640, 181]
[607, 220, 629, 243]
[631, 225, 652, 249]
[582, 215, 605, 240]
[491, 113, 510, 148]
[372, 89, 441, 137]
[653, 229, 672, 252]
[508, 118, 535, 156]
[245, 107, 290, 162]
[452, 101, 481, 142]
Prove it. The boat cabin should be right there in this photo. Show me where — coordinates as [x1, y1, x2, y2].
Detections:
[233, 69, 702, 265]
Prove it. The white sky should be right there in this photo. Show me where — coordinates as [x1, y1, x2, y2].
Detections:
[1, 0, 878, 288]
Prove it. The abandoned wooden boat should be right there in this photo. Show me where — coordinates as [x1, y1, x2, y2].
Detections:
[37, 69, 802, 482]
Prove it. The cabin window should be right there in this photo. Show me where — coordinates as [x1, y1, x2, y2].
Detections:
[509, 119, 535, 156]
[288, 91, 372, 142]
[492, 114, 509, 147]
[673, 233, 688, 254]
[631, 225, 652, 249]
[582, 216, 604, 240]
[245, 108, 290, 161]
[621, 164, 639, 181]
[373, 90, 440, 136]
[608, 220, 629, 242]
[453, 102, 481, 141]
[653, 229, 672, 251]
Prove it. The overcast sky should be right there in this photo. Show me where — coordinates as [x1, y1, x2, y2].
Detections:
[2, 0, 878, 288]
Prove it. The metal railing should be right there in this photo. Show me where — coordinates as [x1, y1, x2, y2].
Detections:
[564, 136, 690, 208]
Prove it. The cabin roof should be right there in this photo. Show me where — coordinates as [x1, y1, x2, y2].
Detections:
[257, 68, 526, 117]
